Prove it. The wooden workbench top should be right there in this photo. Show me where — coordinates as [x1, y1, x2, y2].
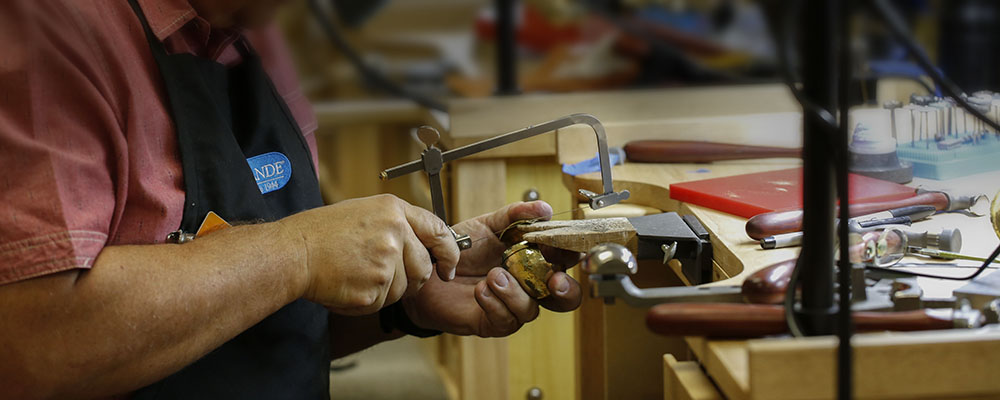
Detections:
[569, 163, 1000, 400]
[569, 163, 999, 288]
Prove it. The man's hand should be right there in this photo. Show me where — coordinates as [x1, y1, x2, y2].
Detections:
[280, 194, 460, 316]
[401, 201, 583, 337]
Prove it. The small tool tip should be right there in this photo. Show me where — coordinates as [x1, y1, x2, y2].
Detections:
[378, 171, 388, 181]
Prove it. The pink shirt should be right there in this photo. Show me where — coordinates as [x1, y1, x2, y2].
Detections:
[0, 0, 319, 285]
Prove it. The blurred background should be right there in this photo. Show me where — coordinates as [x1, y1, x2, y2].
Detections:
[271, 1, 999, 399]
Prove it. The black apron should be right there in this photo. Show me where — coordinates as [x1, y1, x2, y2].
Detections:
[126, 1, 330, 398]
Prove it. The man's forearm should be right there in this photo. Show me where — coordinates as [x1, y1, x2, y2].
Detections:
[0, 222, 307, 399]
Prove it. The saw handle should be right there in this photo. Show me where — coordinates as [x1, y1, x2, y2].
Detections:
[623, 140, 800, 163]
[646, 303, 954, 338]
[746, 192, 950, 240]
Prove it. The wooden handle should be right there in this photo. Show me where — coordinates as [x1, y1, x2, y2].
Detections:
[623, 140, 800, 163]
[646, 304, 788, 337]
[646, 303, 954, 338]
[745, 192, 949, 240]
[741, 259, 796, 304]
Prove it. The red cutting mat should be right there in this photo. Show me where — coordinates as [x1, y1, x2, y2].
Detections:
[669, 168, 915, 218]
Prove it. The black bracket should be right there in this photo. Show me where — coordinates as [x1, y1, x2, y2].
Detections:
[626, 212, 714, 285]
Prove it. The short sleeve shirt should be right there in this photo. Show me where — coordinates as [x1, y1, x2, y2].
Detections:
[0, 0, 319, 285]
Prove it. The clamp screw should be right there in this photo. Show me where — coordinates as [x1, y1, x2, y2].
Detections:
[417, 126, 441, 149]
[661, 243, 678, 264]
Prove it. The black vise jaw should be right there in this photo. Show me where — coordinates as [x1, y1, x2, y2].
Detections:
[626, 212, 714, 285]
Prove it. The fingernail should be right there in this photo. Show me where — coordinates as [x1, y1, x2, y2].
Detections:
[481, 286, 492, 298]
[449, 268, 456, 281]
[555, 276, 570, 294]
[495, 271, 509, 288]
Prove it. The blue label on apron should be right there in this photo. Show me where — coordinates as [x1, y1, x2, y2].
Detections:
[247, 152, 292, 194]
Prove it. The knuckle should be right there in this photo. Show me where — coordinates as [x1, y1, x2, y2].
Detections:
[347, 290, 380, 312]
[358, 266, 391, 293]
[386, 195, 405, 210]
[375, 267, 393, 287]
[394, 217, 411, 233]
[373, 193, 398, 204]
[431, 220, 450, 239]
[373, 194, 404, 213]
[374, 239, 402, 257]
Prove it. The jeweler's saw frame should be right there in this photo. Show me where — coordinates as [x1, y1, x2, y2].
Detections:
[381, 113, 630, 224]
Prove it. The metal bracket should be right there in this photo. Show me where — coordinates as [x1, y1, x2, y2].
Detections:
[380, 114, 630, 224]
[583, 243, 742, 307]
[626, 212, 714, 285]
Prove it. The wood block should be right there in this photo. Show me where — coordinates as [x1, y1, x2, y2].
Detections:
[516, 218, 638, 253]
[664, 354, 724, 400]
[746, 329, 1000, 400]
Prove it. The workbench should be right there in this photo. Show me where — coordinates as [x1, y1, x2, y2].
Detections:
[439, 84, 804, 400]
[563, 137, 1000, 399]
[311, 81, 972, 400]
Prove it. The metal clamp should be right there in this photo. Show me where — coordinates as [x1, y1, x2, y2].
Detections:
[583, 243, 742, 307]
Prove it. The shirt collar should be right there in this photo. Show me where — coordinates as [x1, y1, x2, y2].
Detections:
[135, 0, 242, 59]
[135, 0, 199, 42]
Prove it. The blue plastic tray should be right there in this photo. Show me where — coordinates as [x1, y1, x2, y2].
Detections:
[897, 135, 1000, 180]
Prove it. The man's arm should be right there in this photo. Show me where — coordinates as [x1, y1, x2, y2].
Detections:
[0, 222, 306, 399]
[0, 195, 460, 400]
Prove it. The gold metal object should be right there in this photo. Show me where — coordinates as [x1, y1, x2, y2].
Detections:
[502, 241, 554, 299]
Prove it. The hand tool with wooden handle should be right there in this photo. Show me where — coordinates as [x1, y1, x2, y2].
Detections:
[740, 241, 876, 305]
[758, 205, 937, 249]
[623, 140, 800, 163]
[745, 191, 987, 240]
[645, 303, 980, 338]
[743, 228, 960, 304]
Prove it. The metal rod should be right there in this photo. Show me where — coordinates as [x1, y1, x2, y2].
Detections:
[427, 169, 447, 222]
[796, 0, 837, 336]
[495, 0, 519, 95]
[910, 247, 1000, 264]
[590, 277, 743, 308]
[835, 0, 854, 398]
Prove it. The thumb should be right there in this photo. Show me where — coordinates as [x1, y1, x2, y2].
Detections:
[480, 201, 554, 233]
